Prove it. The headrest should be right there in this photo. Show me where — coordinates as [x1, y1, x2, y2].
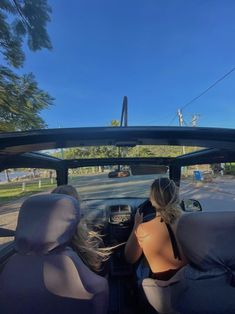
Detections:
[177, 211, 235, 270]
[15, 194, 81, 254]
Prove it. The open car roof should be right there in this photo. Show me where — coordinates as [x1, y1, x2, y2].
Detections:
[1, 126, 235, 171]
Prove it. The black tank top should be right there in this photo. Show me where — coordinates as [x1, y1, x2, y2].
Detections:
[165, 223, 182, 261]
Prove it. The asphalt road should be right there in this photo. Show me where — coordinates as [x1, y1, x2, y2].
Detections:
[69, 173, 163, 199]
[70, 173, 235, 212]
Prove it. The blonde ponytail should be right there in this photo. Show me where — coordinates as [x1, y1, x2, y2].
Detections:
[150, 178, 182, 224]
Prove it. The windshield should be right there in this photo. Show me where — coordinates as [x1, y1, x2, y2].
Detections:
[68, 173, 168, 200]
[60, 145, 199, 199]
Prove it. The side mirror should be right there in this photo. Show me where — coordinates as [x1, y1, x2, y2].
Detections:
[180, 199, 202, 212]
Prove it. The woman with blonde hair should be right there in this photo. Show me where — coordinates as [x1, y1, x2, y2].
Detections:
[52, 185, 111, 274]
[125, 177, 187, 280]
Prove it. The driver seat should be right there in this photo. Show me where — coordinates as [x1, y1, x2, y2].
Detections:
[0, 194, 109, 314]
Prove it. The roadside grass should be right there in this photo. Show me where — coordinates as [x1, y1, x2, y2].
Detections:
[225, 163, 235, 175]
[0, 178, 56, 204]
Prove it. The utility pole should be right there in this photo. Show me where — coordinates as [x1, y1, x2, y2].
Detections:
[177, 109, 186, 155]
[177, 109, 184, 127]
[191, 114, 200, 127]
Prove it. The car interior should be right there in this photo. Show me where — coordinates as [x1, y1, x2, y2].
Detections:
[1, 126, 235, 314]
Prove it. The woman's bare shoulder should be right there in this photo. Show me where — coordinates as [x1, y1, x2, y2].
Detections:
[136, 216, 164, 238]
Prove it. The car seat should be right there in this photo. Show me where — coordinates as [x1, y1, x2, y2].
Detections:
[142, 211, 235, 314]
[173, 211, 235, 314]
[0, 194, 109, 314]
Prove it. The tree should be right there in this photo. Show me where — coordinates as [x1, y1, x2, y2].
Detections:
[110, 120, 120, 127]
[0, 67, 53, 131]
[0, 0, 53, 132]
[0, 0, 52, 68]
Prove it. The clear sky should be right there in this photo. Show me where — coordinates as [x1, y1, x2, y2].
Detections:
[15, 0, 235, 128]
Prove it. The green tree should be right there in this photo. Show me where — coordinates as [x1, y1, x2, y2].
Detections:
[110, 120, 120, 127]
[0, 0, 53, 132]
[0, 67, 53, 131]
[0, 0, 52, 68]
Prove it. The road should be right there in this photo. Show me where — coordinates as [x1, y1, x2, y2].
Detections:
[0, 173, 235, 246]
[71, 173, 235, 212]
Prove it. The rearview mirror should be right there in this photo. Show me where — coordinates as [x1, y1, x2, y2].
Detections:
[130, 165, 168, 176]
[181, 199, 202, 212]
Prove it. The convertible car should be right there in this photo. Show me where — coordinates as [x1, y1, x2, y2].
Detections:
[0, 126, 235, 314]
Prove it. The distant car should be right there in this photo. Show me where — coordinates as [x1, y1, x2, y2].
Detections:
[108, 170, 130, 178]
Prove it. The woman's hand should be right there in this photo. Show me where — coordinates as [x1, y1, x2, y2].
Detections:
[134, 209, 143, 229]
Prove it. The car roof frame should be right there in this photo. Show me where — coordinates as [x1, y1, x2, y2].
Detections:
[1, 126, 235, 155]
[1, 126, 235, 186]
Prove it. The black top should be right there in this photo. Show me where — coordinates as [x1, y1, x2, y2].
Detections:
[165, 223, 182, 261]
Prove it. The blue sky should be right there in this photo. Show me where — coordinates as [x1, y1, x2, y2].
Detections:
[13, 1, 235, 128]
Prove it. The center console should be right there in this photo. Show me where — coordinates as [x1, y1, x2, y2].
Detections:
[107, 205, 133, 276]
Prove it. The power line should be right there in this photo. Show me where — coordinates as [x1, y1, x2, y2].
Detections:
[168, 66, 235, 125]
[181, 66, 235, 111]
[168, 113, 178, 126]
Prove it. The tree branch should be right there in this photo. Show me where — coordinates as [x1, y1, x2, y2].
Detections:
[11, 0, 31, 29]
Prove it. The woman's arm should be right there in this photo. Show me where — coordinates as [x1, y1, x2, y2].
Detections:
[124, 209, 143, 264]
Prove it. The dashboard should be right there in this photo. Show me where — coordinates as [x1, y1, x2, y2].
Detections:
[80, 197, 148, 225]
[109, 205, 132, 224]
[109, 214, 131, 224]
[80, 197, 156, 248]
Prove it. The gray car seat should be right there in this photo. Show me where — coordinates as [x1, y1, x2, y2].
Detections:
[142, 266, 184, 314]
[0, 194, 109, 314]
[142, 211, 235, 314]
[173, 211, 235, 314]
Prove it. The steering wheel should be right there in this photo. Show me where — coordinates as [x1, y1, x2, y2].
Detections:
[137, 199, 156, 222]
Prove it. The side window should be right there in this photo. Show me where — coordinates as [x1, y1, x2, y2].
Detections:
[182, 164, 213, 182]
[0, 168, 56, 247]
[180, 163, 233, 212]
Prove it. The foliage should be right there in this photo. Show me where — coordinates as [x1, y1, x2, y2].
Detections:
[225, 163, 235, 175]
[0, 0, 53, 131]
[0, 0, 52, 68]
[110, 120, 120, 126]
[0, 66, 53, 131]
[53, 144, 200, 160]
